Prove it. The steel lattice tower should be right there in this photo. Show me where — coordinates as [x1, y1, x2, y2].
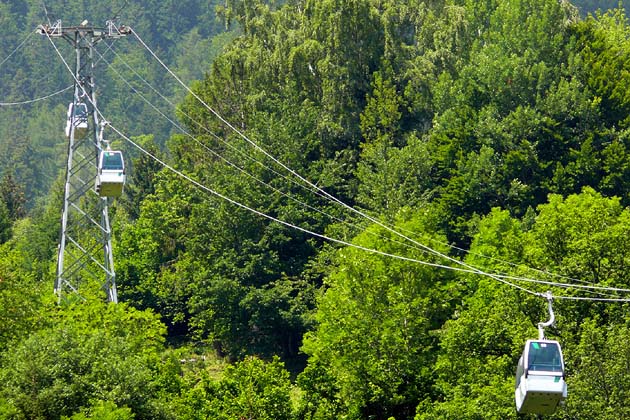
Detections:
[39, 21, 129, 303]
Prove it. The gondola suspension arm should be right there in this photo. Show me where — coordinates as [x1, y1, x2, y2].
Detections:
[99, 120, 111, 150]
[538, 291, 554, 340]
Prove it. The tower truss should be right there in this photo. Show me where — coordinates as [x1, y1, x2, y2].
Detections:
[39, 20, 129, 303]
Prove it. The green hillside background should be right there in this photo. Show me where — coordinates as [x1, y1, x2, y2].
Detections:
[1, 1, 630, 419]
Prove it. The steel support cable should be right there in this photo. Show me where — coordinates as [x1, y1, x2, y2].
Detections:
[568, 287, 628, 299]
[110, 1, 130, 21]
[0, 84, 73, 106]
[110, 37, 611, 292]
[0, 29, 35, 68]
[108, 43, 593, 291]
[92, 47, 457, 263]
[484, 272, 630, 293]
[96, 49, 346, 224]
[397, 223, 596, 285]
[130, 28, 581, 298]
[131, 28, 630, 300]
[94, 39, 119, 67]
[104, 46, 608, 291]
[131, 28, 339, 198]
[113, 36, 602, 291]
[106, 46, 340, 211]
[47, 33, 443, 279]
[115, 126, 630, 302]
[118, 40, 606, 293]
[109, 121, 540, 296]
[553, 294, 630, 302]
[97, 46, 470, 260]
[52, 29, 630, 302]
[89, 48, 630, 303]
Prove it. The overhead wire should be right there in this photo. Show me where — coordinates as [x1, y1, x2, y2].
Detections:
[112, 40, 618, 299]
[553, 294, 630, 302]
[0, 29, 35, 68]
[101, 41, 587, 286]
[0, 85, 73, 106]
[113, 123, 542, 290]
[45, 26, 630, 302]
[94, 39, 121, 67]
[42, 1, 54, 27]
[131, 27, 363, 210]
[404, 223, 598, 285]
[69, 29, 630, 301]
[100, 44, 423, 244]
[90, 49, 630, 300]
[105, 45, 346, 213]
[132, 27, 630, 301]
[131, 27, 620, 299]
[101, 43, 387, 236]
[112, 127, 630, 303]
[48, 25, 541, 296]
[95, 46, 333, 216]
[93, 45, 457, 261]
[486, 272, 630, 293]
[110, 0, 130, 20]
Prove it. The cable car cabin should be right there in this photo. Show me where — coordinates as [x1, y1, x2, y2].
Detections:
[96, 151, 125, 198]
[65, 103, 88, 139]
[515, 339, 567, 415]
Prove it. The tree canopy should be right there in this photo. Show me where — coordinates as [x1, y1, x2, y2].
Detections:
[2, 1, 630, 419]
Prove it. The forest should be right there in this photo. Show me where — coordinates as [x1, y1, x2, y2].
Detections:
[2, 0, 630, 419]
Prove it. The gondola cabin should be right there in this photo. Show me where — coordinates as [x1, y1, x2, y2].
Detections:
[515, 339, 567, 415]
[65, 102, 88, 138]
[96, 150, 125, 197]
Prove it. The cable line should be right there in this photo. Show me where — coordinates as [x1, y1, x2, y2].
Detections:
[110, 121, 538, 295]
[554, 294, 630, 302]
[130, 27, 571, 298]
[0, 29, 35, 68]
[131, 27, 349, 205]
[106, 45, 343, 214]
[130, 27, 630, 301]
[110, 1, 130, 21]
[0, 85, 72, 106]
[48, 27, 630, 303]
[103, 44, 536, 279]
[101, 45, 580, 283]
[42, 1, 54, 27]
[117, 124, 630, 302]
[93, 46, 455, 261]
[98, 51, 630, 300]
[486, 272, 630, 293]
[409, 227, 600, 286]
[117, 37, 605, 295]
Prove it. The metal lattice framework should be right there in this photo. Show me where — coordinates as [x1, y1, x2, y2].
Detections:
[39, 21, 129, 303]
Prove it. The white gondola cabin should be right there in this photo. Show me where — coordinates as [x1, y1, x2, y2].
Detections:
[65, 102, 89, 138]
[96, 150, 125, 197]
[515, 339, 567, 415]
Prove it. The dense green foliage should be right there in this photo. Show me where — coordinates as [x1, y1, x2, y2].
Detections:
[4, 0, 630, 419]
